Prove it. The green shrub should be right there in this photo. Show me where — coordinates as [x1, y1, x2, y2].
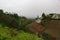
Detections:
[0, 24, 44, 40]
[42, 32, 51, 40]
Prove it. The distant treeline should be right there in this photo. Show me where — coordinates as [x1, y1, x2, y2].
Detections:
[0, 9, 35, 32]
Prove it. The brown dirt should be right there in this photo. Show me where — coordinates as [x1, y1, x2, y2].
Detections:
[44, 20, 60, 40]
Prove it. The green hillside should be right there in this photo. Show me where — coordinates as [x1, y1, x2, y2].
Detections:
[0, 24, 43, 40]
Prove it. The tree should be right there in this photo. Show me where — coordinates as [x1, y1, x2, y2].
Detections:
[0, 11, 20, 29]
[13, 14, 19, 19]
[42, 13, 46, 20]
[18, 16, 28, 30]
[0, 9, 3, 14]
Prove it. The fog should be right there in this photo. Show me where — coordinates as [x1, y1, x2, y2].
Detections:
[0, 0, 60, 18]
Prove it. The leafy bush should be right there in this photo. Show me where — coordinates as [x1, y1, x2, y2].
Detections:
[42, 32, 51, 40]
[41, 19, 49, 27]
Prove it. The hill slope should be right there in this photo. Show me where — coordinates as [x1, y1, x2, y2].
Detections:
[45, 20, 60, 40]
[0, 24, 43, 40]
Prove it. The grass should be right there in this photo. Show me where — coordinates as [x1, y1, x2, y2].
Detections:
[0, 24, 44, 40]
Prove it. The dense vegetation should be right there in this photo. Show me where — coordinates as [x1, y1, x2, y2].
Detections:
[0, 24, 43, 40]
[0, 9, 44, 40]
[0, 9, 56, 40]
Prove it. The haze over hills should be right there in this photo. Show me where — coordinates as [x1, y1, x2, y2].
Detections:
[0, 0, 60, 18]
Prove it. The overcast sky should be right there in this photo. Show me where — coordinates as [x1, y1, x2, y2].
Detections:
[0, 0, 60, 18]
